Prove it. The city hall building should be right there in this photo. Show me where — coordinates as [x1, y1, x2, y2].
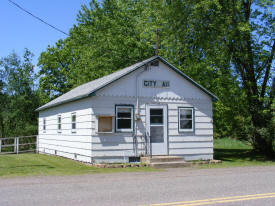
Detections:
[36, 56, 218, 163]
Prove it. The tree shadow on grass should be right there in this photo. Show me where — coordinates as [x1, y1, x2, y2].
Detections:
[214, 149, 275, 162]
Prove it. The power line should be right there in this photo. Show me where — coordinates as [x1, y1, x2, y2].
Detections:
[8, 0, 69, 36]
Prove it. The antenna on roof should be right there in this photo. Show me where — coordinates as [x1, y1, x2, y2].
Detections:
[155, 28, 159, 56]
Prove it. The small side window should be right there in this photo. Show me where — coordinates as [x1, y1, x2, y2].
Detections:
[71, 113, 76, 132]
[57, 115, 62, 132]
[178, 108, 194, 132]
[98, 116, 113, 133]
[43, 118, 46, 132]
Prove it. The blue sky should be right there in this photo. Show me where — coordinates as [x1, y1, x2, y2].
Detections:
[1, 0, 89, 66]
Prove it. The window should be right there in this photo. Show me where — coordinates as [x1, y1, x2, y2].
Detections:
[57, 115, 62, 131]
[179, 108, 194, 132]
[71, 113, 76, 131]
[115, 105, 134, 132]
[98, 116, 113, 133]
[43, 118, 46, 132]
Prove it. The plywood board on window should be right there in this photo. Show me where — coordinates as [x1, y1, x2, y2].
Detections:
[98, 116, 113, 132]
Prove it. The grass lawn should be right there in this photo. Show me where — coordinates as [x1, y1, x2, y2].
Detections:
[1, 138, 274, 177]
[0, 153, 157, 178]
[202, 138, 275, 168]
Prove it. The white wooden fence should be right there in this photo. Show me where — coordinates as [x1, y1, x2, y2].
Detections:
[0, 135, 37, 154]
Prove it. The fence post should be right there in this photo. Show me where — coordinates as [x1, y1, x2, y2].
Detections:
[14, 138, 16, 153]
[16, 137, 19, 154]
[36, 135, 38, 154]
[0, 139, 2, 153]
[13, 137, 19, 154]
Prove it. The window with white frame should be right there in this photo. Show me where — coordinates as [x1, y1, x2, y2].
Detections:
[71, 113, 76, 131]
[43, 118, 46, 132]
[115, 105, 133, 132]
[178, 108, 194, 132]
[57, 115, 62, 131]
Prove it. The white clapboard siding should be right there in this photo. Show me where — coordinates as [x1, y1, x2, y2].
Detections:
[76, 155, 91, 163]
[39, 112, 92, 120]
[195, 129, 213, 135]
[168, 129, 184, 136]
[39, 141, 91, 152]
[39, 142, 91, 156]
[92, 136, 143, 144]
[195, 122, 213, 129]
[168, 129, 214, 136]
[92, 142, 143, 150]
[39, 138, 91, 150]
[92, 149, 135, 157]
[168, 123, 178, 129]
[39, 146, 92, 163]
[38, 116, 92, 127]
[167, 115, 211, 124]
[39, 135, 91, 143]
[167, 116, 179, 123]
[169, 141, 213, 149]
[39, 122, 92, 131]
[39, 112, 92, 123]
[40, 128, 92, 136]
[167, 122, 213, 130]
[169, 135, 213, 142]
[195, 116, 212, 123]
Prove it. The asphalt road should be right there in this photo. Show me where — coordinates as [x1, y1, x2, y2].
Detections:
[0, 166, 275, 206]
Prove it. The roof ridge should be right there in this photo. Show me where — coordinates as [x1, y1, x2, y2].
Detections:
[36, 55, 218, 112]
[36, 56, 158, 111]
[71, 56, 158, 89]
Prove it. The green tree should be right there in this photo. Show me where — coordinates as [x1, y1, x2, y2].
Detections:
[145, 0, 274, 156]
[38, 0, 154, 101]
[0, 49, 39, 137]
[37, 0, 274, 156]
[0, 68, 8, 138]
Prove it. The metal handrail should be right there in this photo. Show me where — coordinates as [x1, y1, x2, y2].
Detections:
[144, 132, 152, 157]
[133, 135, 138, 157]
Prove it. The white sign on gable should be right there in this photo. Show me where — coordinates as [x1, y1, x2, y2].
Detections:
[143, 80, 170, 88]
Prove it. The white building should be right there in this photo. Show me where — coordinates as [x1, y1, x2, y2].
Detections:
[36, 56, 218, 163]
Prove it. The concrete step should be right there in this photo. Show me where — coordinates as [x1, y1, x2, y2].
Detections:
[150, 161, 190, 168]
[141, 156, 185, 164]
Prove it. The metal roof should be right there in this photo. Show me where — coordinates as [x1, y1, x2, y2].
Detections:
[36, 56, 218, 111]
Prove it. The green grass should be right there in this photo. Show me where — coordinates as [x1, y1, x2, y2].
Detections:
[0, 153, 157, 178]
[202, 138, 275, 168]
[1, 138, 274, 177]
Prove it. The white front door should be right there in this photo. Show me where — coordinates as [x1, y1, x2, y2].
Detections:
[146, 105, 168, 155]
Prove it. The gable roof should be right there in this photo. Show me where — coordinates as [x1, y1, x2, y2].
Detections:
[36, 56, 218, 111]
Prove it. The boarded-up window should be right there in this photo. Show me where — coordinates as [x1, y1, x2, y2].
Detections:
[98, 116, 113, 133]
